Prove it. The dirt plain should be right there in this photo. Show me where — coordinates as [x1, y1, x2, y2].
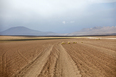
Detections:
[0, 36, 116, 77]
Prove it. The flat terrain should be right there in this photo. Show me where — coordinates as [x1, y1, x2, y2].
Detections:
[0, 36, 116, 77]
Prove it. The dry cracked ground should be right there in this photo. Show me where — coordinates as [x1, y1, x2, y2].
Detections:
[0, 37, 116, 77]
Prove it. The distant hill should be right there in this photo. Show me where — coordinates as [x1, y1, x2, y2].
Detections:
[1, 26, 116, 36]
[68, 26, 116, 36]
[0, 26, 56, 36]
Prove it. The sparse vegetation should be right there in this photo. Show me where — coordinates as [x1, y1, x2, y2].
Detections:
[96, 38, 100, 40]
[68, 42, 70, 44]
[61, 42, 65, 44]
[73, 42, 77, 44]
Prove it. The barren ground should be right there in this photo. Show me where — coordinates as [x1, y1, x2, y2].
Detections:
[0, 36, 116, 77]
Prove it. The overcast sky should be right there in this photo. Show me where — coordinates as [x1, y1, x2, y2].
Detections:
[0, 0, 116, 33]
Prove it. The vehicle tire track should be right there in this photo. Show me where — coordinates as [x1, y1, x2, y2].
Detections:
[2, 51, 7, 77]
[38, 44, 60, 77]
[85, 42, 116, 51]
[17, 50, 29, 63]
[14, 45, 53, 77]
[79, 43, 116, 59]
[54, 44, 81, 77]
[63, 44, 106, 77]
[63, 43, 116, 77]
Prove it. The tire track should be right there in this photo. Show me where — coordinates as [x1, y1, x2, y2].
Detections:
[73, 44, 115, 76]
[38, 44, 60, 77]
[54, 44, 81, 77]
[14, 45, 53, 77]
[85, 42, 116, 51]
[63, 43, 116, 77]
[79, 43, 116, 59]
[2, 51, 7, 77]
[63, 44, 104, 77]
[17, 50, 28, 63]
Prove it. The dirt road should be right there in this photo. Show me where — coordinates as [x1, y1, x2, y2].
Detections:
[14, 44, 81, 77]
[53, 44, 81, 77]
[0, 38, 116, 77]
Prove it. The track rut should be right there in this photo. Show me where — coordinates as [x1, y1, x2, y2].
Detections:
[14, 45, 53, 77]
[14, 43, 81, 77]
[54, 44, 81, 77]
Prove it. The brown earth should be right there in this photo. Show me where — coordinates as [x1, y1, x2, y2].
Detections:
[0, 36, 116, 77]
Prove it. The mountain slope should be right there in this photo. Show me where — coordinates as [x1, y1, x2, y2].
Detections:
[69, 26, 116, 36]
[1, 26, 116, 36]
[0, 26, 56, 36]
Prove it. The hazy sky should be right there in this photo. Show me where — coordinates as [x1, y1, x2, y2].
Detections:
[0, 0, 116, 33]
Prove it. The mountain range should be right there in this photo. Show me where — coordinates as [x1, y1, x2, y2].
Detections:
[0, 26, 56, 36]
[0, 26, 116, 36]
[69, 26, 116, 36]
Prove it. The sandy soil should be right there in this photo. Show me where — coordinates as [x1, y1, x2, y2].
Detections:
[0, 36, 116, 77]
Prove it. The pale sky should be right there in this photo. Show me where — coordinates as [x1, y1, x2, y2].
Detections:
[0, 0, 116, 33]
